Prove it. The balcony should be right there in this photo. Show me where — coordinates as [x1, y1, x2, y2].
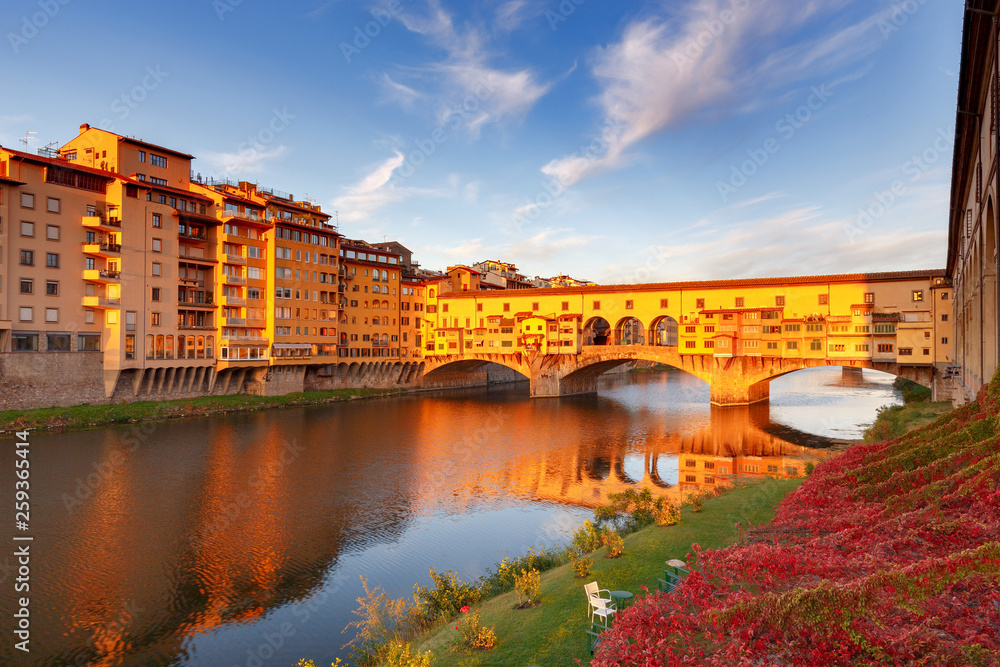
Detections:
[178, 300, 217, 310]
[178, 229, 208, 242]
[82, 241, 122, 257]
[179, 277, 205, 287]
[222, 335, 270, 343]
[83, 269, 121, 284]
[178, 323, 216, 331]
[224, 274, 246, 285]
[226, 317, 247, 326]
[221, 295, 245, 306]
[221, 209, 263, 222]
[82, 214, 122, 230]
[338, 283, 347, 292]
[82, 296, 121, 309]
[224, 253, 247, 265]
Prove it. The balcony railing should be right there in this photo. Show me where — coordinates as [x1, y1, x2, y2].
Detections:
[82, 241, 122, 254]
[179, 229, 208, 241]
[178, 324, 215, 330]
[222, 296, 246, 306]
[221, 209, 262, 222]
[224, 274, 246, 285]
[224, 253, 247, 265]
[178, 298, 216, 308]
[223, 335, 270, 343]
[226, 317, 247, 326]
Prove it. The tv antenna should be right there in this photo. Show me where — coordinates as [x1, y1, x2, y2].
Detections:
[19, 131, 36, 150]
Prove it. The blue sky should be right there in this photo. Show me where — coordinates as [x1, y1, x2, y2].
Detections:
[0, 0, 961, 283]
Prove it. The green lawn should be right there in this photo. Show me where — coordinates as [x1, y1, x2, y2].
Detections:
[412, 478, 803, 667]
[0, 387, 400, 434]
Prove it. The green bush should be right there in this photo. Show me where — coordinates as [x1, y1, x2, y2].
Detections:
[571, 520, 604, 554]
[383, 642, 433, 667]
[514, 568, 540, 606]
[414, 568, 482, 621]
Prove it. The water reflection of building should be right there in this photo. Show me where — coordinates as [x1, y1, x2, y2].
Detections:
[404, 396, 834, 511]
[26, 413, 416, 667]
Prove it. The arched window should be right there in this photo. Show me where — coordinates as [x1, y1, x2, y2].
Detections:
[430, 289, 435, 298]
[166, 335, 174, 359]
[155, 335, 165, 359]
[197, 336, 205, 359]
[373, 317, 381, 325]
[373, 301, 380, 309]
[381, 333, 389, 344]
[382, 270, 388, 280]
[145, 334, 154, 359]
[206, 336, 214, 358]
[178, 336, 187, 359]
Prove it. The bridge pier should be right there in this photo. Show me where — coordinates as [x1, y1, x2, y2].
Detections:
[530, 371, 598, 398]
[709, 378, 770, 406]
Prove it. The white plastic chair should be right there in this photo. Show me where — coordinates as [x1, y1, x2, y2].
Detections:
[589, 596, 617, 627]
[583, 581, 614, 622]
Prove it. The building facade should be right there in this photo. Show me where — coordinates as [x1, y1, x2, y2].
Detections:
[948, 0, 1000, 402]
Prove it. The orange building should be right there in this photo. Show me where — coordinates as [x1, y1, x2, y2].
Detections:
[338, 240, 404, 359]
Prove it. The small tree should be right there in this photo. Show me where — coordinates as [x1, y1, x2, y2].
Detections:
[514, 567, 541, 606]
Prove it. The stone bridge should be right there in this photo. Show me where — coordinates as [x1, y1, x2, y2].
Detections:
[423, 346, 936, 405]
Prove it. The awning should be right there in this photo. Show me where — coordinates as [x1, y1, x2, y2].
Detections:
[273, 343, 312, 350]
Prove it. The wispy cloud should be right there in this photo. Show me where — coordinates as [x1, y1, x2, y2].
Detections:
[542, 0, 894, 189]
[493, 0, 545, 31]
[331, 151, 473, 221]
[201, 145, 289, 175]
[509, 228, 601, 262]
[389, 0, 551, 136]
[377, 73, 423, 109]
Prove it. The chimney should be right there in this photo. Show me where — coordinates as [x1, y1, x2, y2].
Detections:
[79, 123, 90, 134]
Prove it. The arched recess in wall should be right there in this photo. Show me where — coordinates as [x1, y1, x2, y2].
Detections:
[984, 198, 997, 380]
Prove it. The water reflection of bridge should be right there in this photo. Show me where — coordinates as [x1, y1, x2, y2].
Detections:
[474, 403, 837, 509]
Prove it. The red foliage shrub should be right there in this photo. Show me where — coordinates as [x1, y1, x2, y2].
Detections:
[593, 379, 1000, 666]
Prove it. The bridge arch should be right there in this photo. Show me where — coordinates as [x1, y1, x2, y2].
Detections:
[583, 317, 611, 346]
[614, 317, 645, 345]
[422, 357, 529, 381]
[649, 316, 679, 347]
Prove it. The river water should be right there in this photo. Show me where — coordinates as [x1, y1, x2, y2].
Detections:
[0, 367, 902, 666]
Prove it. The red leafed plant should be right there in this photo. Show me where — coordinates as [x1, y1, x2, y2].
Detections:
[592, 374, 1000, 667]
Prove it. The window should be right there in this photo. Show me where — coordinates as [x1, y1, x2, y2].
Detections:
[125, 334, 135, 359]
[46, 225, 59, 240]
[786, 341, 798, 350]
[150, 153, 168, 168]
[735, 297, 744, 307]
[696, 298, 705, 309]
[504, 303, 511, 312]
[12, 332, 38, 351]
[20, 193, 34, 209]
[592, 300, 600, 310]
[151, 262, 161, 276]
[810, 339, 823, 351]
[625, 300, 634, 310]
[46, 197, 60, 213]
[151, 312, 161, 326]
[138, 150, 146, 163]
[818, 294, 828, 305]
[855, 344, 869, 352]
[923, 348, 931, 356]
[125, 311, 136, 332]
[85, 311, 95, 324]
[942, 292, 950, 301]
[942, 337, 949, 345]
[47, 333, 70, 351]
[78, 334, 101, 351]
[151, 287, 161, 301]
[19, 279, 32, 294]
[912, 290, 923, 302]
[45, 281, 58, 296]
[877, 343, 893, 353]
[19, 306, 33, 321]
[864, 292, 874, 304]
[46, 253, 59, 268]
[152, 238, 162, 253]
[152, 213, 161, 228]
[941, 314, 949, 322]
[20, 221, 34, 237]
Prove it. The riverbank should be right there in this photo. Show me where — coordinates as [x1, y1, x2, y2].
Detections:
[0, 387, 405, 434]
[405, 478, 804, 667]
[862, 377, 953, 442]
[588, 373, 1000, 665]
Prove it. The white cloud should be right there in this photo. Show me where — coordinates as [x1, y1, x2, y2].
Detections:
[494, 0, 545, 31]
[541, 0, 895, 189]
[377, 73, 423, 109]
[201, 145, 288, 175]
[509, 228, 600, 262]
[332, 150, 477, 222]
[391, 0, 551, 136]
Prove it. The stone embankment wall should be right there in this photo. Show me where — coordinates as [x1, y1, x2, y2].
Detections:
[0, 353, 527, 411]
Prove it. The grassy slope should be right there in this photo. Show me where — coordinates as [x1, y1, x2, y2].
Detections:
[413, 478, 803, 667]
[0, 387, 400, 434]
[863, 377, 952, 442]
